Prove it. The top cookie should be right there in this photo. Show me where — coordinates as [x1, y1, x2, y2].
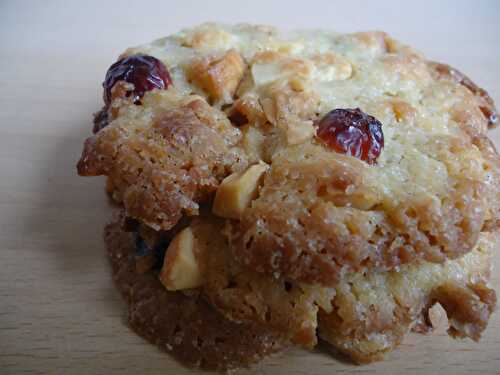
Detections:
[77, 23, 499, 285]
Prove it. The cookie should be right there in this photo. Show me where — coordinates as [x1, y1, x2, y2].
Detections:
[191, 216, 334, 348]
[128, 213, 334, 349]
[104, 212, 285, 371]
[79, 91, 246, 230]
[78, 23, 499, 286]
[77, 23, 499, 369]
[106, 209, 496, 367]
[318, 233, 497, 363]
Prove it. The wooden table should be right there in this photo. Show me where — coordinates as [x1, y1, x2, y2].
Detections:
[1, 1, 499, 374]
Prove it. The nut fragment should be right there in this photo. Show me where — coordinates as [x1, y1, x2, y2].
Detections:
[186, 49, 246, 103]
[251, 52, 312, 87]
[159, 227, 203, 291]
[213, 162, 269, 219]
[428, 302, 449, 335]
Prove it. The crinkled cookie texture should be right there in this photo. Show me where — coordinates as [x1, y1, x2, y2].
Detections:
[106, 210, 496, 366]
[78, 23, 499, 286]
[319, 232, 497, 363]
[77, 23, 499, 369]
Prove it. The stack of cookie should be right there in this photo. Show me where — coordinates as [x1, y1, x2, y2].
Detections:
[77, 23, 498, 370]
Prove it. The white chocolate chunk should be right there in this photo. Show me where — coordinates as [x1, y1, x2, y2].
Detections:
[213, 162, 269, 219]
[428, 302, 449, 335]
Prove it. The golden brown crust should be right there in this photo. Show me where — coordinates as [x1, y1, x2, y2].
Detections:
[428, 61, 498, 128]
[432, 281, 497, 341]
[119, 208, 496, 367]
[78, 26, 499, 368]
[318, 233, 497, 363]
[105, 213, 284, 371]
[78, 90, 246, 230]
[194, 217, 333, 348]
[185, 49, 246, 104]
[106, 209, 496, 368]
[120, 212, 331, 349]
[72, 24, 500, 373]
[228, 136, 493, 285]
[117, 214, 496, 367]
[79, 25, 499, 282]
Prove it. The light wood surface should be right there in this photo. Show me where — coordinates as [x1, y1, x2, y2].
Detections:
[1, 1, 499, 374]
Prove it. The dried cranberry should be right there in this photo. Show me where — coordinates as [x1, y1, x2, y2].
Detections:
[103, 54, 172, 105]
[316, 108, 384, 164]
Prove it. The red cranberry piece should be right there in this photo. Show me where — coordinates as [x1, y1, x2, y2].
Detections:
[316, 108, 384, 164]
[103, 54, 172, 105]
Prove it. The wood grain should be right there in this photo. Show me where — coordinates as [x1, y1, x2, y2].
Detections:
[0, 1, 499, 374]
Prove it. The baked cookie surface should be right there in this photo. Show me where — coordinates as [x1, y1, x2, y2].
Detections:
[105, 212, 285, 371]
[78, 23, 499, 285]
[318, 232, 497, 363]
[77, 23, 498, 369]
[106, 209, 496, 367]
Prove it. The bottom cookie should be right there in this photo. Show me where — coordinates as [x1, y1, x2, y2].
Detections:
[104, 210, 497, 369]
[104, 213, 285, 371]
